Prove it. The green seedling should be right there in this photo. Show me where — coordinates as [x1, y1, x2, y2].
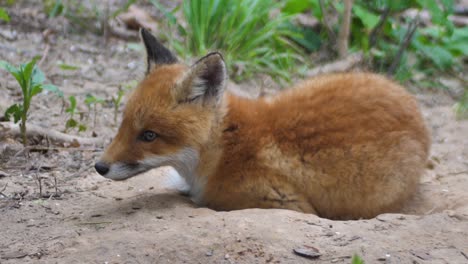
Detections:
[65, 95, 87, 133]
[111, 88, 125, 125]
[351, 254, 365, 264]
[84, 94, 104, 129]
[43, 0, 136, 35]
[44, 0, 65, 18]
[1, 58, 62, 146]
[453, 90, 468, 120]
[111, 0, 136, 18]
[58, 63, 81, 71]
[0, 8, 10, 22]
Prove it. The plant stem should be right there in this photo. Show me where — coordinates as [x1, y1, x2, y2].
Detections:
[93, 104, 97, 129]
[114, 103, 118, 125]
[20, 116, 27, 146]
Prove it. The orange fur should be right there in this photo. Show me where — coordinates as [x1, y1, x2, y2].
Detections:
[203, 73, 430, 219]
[98, 48, 430, 220]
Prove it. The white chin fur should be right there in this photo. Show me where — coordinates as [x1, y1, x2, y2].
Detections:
[140, 147, 204, 200]
[101, 162, 147, 181]
[102, 147, 203, 200]
[163, 167, 191, 194]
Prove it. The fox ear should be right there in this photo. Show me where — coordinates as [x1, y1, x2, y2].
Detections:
[176, 52, 227, 106]
[140, 28, 178, 74]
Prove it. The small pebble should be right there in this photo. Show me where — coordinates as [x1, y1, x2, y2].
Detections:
[293, 246, 321, 259]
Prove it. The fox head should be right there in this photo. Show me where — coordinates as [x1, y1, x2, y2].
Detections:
[95, 28, 227, 181]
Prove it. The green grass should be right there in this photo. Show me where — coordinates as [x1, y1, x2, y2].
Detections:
[154, 0, 304, 83]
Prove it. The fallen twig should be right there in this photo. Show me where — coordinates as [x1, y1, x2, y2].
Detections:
[1, 122, 104, 146]
[77, 221, 112, 225]
[306, 52, 363, 77]
[461, 251, 468, 260]
[448, 171, 468, 176]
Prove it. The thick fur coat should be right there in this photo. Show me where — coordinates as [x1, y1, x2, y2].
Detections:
[95, 29, 430, 219]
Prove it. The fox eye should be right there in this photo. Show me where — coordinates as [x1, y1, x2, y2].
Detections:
[139, 130, 158, 142]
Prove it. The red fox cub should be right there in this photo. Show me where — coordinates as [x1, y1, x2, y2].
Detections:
[95, 29, 430, 219]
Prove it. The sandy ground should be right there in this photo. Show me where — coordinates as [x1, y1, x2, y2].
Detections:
[1, 4, 468, 264]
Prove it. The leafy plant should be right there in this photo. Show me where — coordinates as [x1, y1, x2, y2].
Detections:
[412, 26, 468, 71]
[111, 88, 125, 125]
[84, 94, 104, 129]
[1, 58, 62, 146]
[43, 0, 136, 34]
[111, 0, 137, 18]
[43, 0, 106, 34]
[352, 254, 365, 264]
[153, 0, 304, 82]
[65, 96, 87, 133]
[349, 0, 461, 77]
[282, 0, 463, 78]
[453, 90, 468, 120]
[0, 7, 10, 22]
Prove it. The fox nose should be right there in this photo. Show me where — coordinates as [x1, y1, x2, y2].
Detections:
[95, 161, 110, 175]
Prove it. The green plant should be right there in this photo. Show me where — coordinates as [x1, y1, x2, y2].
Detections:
[1, 58, 62, 146]
[412, 26, 468, 71]
[65, 95, 87, 133]
[43, 0, 136, 34]
[43, 0, 103, 33]
[153, 0, 304, 82]
[84, 94, 104, 129]
[350, 0, 463, 78]
[454, 89, 468, 120]
[281, 0, 463, 78]
[0, 7, 10, 22]
[111, 89, 125, 125]
[351, 254, 365, 264]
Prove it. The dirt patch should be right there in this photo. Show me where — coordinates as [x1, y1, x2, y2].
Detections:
[1, 4, 467, 264]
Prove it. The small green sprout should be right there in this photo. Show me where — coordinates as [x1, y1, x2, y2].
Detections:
[111, 88, 125, 125]
[65, 95, 87, 133]
[1, 58, 62, 146]
[352, 254, 365, 264]
[453, 90, 468, 120]
[84, 94, 105, 129]
[0, 7, 10, 22]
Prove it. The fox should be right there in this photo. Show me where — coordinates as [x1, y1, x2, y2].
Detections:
[95, 28, 430, 220]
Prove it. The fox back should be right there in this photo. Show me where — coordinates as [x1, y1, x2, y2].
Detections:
[95, 29, 430, 219]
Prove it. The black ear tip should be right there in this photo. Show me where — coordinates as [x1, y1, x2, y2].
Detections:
[207, 51, 224, 61]
[140, 28, 153, 40]
[196, 52, 225, 68]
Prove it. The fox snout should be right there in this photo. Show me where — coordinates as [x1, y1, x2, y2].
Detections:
[94, 160, 148, 181]
[94, 161, 110, 176]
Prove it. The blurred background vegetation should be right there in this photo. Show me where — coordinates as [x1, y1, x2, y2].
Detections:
[1, 0, 467, 118]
